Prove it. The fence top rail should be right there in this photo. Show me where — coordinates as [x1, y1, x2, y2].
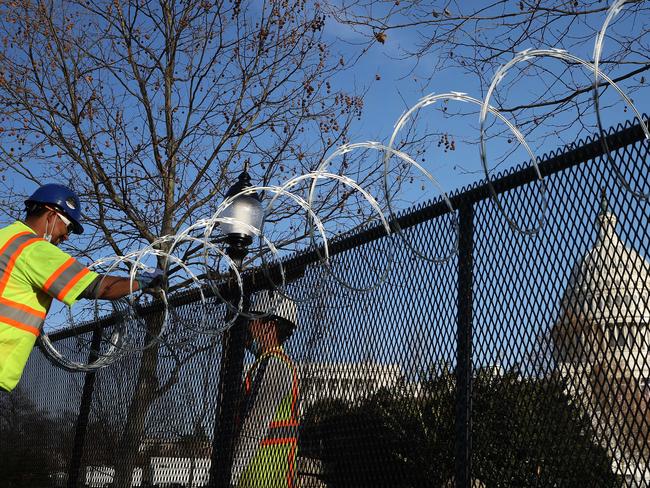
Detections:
[47, 115, 648, 342]
[279, 114, 648, 267]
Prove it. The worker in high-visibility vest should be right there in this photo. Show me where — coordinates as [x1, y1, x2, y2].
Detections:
[0, 183, 163, 392]
[231, 290, 299, 488]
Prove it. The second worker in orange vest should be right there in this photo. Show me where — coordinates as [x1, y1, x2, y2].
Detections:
[231, 290, 300, 488]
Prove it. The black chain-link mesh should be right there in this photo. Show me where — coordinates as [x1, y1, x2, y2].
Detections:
[2, 116, 650, 488]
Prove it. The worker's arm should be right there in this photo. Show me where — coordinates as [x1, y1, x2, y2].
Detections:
[97, 275, 139, 299]
[78, 275, 140, 300]
[230, 356, 292, 486]
[21, 239, 162, 303]
[21, 240, 99, 306]
[79, 268, 164, 300]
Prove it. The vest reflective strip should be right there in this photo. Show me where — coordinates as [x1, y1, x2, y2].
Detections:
[43, 257, 90, 301]
[288, 443, 297, 488]
[260, 436, 297, 446]
[0, 296, 46, 321]
[269, 419, 299, 428]
[244, 350, 300, 428]
[0, 232, 40, 295]
[264, 424, 298, 441]
[0, 300, 41, 336]
[0, 231, 46, 335]
[258, 350, 299, 447]
[265, 350, 300, 423]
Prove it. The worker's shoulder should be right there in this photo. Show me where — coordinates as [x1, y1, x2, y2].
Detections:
[1, 224, 70, 260]
[0, 221, 45, 253]
[261, 349, 295, 369]
[0, 220, 34, 239]
[21, 239, 72, 263]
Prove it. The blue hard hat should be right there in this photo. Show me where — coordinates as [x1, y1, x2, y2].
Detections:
[25, 184, 84, 234]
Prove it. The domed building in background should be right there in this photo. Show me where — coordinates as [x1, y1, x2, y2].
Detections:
[553, 193, 650, 486]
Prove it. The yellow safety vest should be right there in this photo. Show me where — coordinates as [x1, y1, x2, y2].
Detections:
[0, 221, 98, 392]
[238, 347, 299, 488]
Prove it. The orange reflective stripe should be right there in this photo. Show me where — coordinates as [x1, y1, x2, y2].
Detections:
[43, 257, 90, 301]
[0, 296, 46, 320]
[0, 314, 40, 336]
[56, 267, 90, 301]
[0, 235, 41, 295]
[269, 419, 299, 428]
[287, 442, 297, 488]
[43, 257, 75, 292]
[0, 230, 31, 256]
[0, 301, 44, 328]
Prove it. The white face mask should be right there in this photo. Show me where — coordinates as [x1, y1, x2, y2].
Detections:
[43, 216, 55, 243]
[43, 213, 69, 243]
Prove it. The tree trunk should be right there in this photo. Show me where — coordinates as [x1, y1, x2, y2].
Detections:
[113, 311, 165, 488]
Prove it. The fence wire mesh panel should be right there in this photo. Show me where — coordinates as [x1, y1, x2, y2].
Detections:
[470, 125, 650, 488]
[73, 300, 225, 488]
[1, 335, 89, 487]
[1, 116, 649, 488]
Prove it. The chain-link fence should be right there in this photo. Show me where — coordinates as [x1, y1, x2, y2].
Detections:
[2, 116, 650, 488]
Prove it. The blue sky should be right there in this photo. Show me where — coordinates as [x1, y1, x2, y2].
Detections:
[5, 1, 646, 228]
[319, 2, 649, 211]
[11, 1, 650, 368]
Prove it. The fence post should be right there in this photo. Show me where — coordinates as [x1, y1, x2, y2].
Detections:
[67, 325, 103, 488]
[209, 254, 248, 488]
[456, 202, 473, 488]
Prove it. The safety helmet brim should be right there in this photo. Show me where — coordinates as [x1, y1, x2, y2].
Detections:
[249, 290, 298, 341]
[64, 213, 84, 234]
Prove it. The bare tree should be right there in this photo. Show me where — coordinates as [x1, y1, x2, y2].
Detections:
[0, 0, 384, 486]
[0, 0, 379, 249]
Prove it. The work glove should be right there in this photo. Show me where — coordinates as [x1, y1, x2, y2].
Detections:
[135, 268, 165, 291]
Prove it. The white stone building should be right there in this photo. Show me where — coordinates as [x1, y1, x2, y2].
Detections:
[298, 361, 405, 409]
[553, 194, 650, 486]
